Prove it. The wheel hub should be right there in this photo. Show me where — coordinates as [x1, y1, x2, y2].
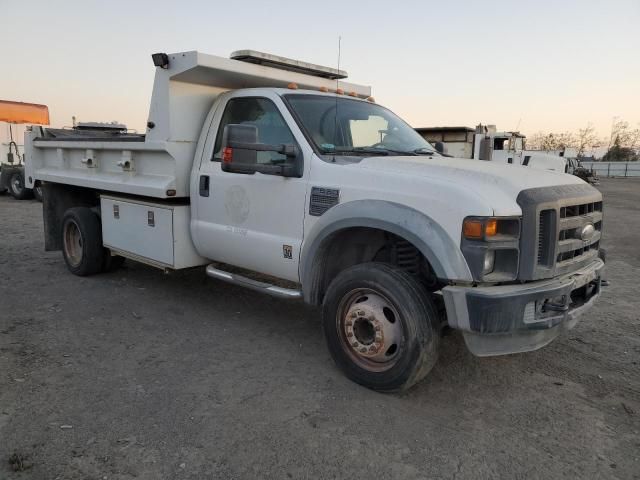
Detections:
[342, 292, 402, 363]
[11, 177, 21, 194]
[63, 221, 83, 267]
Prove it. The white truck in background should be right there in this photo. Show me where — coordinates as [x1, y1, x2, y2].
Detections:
[1, 101, 50, 200]
[25, 50, 605, 392]
[415, 125, 567, 172]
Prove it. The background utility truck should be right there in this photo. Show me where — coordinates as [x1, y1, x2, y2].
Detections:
[1, 100, 50, 200]
[25, 50, 605, 392]
[416, 125, 567, 172]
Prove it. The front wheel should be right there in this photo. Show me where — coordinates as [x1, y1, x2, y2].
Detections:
[9, 171, 34, 200]
[322, 262, 440, 392]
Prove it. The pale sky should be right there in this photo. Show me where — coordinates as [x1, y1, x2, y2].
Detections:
[1, 0, 639, 144]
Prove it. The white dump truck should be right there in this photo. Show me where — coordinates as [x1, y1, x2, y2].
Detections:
[415, 125, 567, 172]
[25, 50, 605, 391]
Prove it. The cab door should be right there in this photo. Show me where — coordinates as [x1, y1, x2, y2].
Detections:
[192, 91, 311, 282]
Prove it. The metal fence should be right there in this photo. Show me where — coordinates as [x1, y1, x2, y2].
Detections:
[580, 162, 640, 178]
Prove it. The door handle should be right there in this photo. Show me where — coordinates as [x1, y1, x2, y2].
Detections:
[199, 175, 210, 197]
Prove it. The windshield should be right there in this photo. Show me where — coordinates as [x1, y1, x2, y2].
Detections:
[284, 94, 436, 156]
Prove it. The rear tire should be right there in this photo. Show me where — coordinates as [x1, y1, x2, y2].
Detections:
[9, 171, 33, 200]
[322, 262, 440, 392]
[33, 182, 43, 202]
[61, 207, 104, 276]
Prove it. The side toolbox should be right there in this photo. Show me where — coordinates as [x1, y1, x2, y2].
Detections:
[100, 195, 207, 269]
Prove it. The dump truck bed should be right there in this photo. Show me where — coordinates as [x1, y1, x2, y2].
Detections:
[25, 127, 182, 198]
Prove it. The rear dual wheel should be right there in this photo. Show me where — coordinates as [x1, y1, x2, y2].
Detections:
[33, 183, 43, 202]
[322, 262, 440, 392]
[61, 207, 124, 276]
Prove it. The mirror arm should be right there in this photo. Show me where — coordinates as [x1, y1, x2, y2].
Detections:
[228, 162, 295, 176]
[228, 141, 298, 158]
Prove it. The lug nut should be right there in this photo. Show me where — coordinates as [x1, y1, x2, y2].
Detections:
[359, 347, 367, 353]
[374, 325, 381, 331]
[347, 332, 353, 338]
[351, 341, 359, 347]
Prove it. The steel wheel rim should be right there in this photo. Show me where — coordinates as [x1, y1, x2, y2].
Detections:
[11, 176, 21, 195]
[336, 288, 404, 372]
[63, 220, 83, 267]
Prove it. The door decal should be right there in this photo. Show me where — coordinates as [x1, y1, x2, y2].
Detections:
[224, 185, 250, 224]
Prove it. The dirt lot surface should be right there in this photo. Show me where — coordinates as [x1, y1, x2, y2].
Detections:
[1, 178, 639, 479]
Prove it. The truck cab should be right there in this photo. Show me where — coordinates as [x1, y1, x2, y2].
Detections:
[25, 50, 605, 392]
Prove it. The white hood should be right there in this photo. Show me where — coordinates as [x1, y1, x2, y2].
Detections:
[354, 155, 585, 216]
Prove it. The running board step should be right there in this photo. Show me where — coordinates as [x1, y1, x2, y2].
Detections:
[205, 265, 302, 300]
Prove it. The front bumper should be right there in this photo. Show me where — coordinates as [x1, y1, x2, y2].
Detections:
[442, 258, 605, 356]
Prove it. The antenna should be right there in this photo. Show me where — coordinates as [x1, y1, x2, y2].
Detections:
[336, 36, 341, 90]
[332, 35, 341, 158]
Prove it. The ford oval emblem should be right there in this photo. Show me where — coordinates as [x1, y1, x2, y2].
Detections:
[580, 223, 595, 242]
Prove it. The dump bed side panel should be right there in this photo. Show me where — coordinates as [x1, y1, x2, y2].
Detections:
[25, 128, 193, 198]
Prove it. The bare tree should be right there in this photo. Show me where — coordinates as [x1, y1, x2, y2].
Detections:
[575, 124, 598, 158]
[603, 119, 640, 161]
[527, 131, 576, 151]
[608, 119, 640, 150]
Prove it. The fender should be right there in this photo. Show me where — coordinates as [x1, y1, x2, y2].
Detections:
[300, 200, 473, 304]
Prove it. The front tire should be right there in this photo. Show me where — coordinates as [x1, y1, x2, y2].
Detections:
[61, 207, 104, 276]
[322, 262, 440, 392]
[9, 171, 33, 200]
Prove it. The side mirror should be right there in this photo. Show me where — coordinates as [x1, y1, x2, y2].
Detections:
[221, 124, 302, 177]
[434, 141, 445, 154]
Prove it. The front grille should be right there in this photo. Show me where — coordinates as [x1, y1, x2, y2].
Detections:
[554, 201, 602, 268]
[560, 201, 602, 219]
[537, 209, 555, 266]
[517, 184, 603, 281]
[557, 240, 599, 262]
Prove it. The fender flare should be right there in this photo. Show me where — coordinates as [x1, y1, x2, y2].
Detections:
[300, 200, 473, 304]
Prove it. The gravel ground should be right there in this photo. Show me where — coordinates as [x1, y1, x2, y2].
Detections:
[1, 178, 639, 480]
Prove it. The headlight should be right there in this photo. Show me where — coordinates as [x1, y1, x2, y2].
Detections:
[483, 250, 495, 275]
[463, 217, 519, 240]
[461, 216, 521, 282]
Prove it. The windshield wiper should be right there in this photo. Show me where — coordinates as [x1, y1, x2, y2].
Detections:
[319, 146, 437, 156]
[357, 146, 437, 156]
[412, 147, 438, 155]
[320, 147, 389, 156]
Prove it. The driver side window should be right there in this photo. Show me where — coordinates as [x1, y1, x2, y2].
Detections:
[212, 97, 295, 165]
